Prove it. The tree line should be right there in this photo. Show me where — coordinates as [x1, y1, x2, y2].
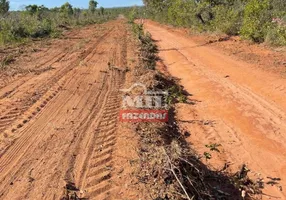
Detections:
[0, 0, 133, 45]
[142, 0, 286, 45]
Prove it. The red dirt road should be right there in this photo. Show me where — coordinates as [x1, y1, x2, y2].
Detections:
[0, 20, 132, 200]
[144, 21, 286, 199]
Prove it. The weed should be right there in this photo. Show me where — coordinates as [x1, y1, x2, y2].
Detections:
[205, 143, 222, 153]
[204, 152, 212, 161]
[167, 85, 188, 105]
[131, 23, 159, 70]
[1, 54, 15, 69]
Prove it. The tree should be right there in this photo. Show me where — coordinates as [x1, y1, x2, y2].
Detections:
[60, 2, 73, 16]
[241, 0, 271, 42]
[73, 7, 81, 17]
[0, 0, 9, 16]
[89, 0, 98, 14]
[25, 4, 39, 15]
[100, 6, 104, 15]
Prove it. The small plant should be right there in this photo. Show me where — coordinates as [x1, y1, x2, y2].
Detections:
[167, 85, 187, 105]
[205, 143, 222, 153]
[203, 143, 222, 161]
[203, 152, 212, 161]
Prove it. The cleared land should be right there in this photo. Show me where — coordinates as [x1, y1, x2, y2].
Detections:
[0, 18, 285, 200]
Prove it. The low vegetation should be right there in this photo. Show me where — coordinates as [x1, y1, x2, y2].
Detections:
[142, 0, 286, 46]
[0, 0, 135, 46]
[132, 22, 159, 70]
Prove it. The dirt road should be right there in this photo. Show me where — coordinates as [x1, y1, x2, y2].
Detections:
[0, 17, 285, 200]
[0, 20, 130, 199]
[144, 21, 286, 199]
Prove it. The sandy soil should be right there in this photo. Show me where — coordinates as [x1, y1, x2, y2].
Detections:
[144, 20, 286, 199]
[0, 19, 139, 200]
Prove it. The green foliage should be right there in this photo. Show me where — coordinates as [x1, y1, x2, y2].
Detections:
[144, 0, 286, 45]
[60, 2, 74, 17]
[167, 0, 199, 27]
[128, 7, 138, 23]
[132, 23, 143, 36]
[0, 0, 9, 16]
[140, 32, 158, 69]
[26, 5, 40, 15]
[0, 2, 134, 46]
[132, 23, 158, 70]
[204, 143, 221, 161]
[89, 0, 98, 14]
[203, 152, 212, 161]
[241, 0, 271, 42]
[205, 143, 222, 152]
[265, 24, 286, 45]
[167, 85, 187, 105]
[128, 6, 145, 23]
[211, 5, 243, 35]
[99, 7, 104, 15]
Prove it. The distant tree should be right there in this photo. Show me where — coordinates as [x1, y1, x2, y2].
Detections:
[50, 7, 60, 12]
[25, 4, 48, 20]
[83, 10, 88, 17]
[60, 2, 73, 16]
[100, 6, 104, 15]
[25, 4, 39, 15]
[89, 0, 98, 14]
[38, 5, 48, 12]
[0, 0, 9, 16]
[73, 7, 81, 17]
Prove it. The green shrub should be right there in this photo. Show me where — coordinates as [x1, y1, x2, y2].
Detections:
[211, 5, 243, 35]
[241, 0, 271, 42]
[128, 7, 137, 23]
[143, 0, 286, 46]
[265, 25, 286, 45]
[0, 0, 9, 16]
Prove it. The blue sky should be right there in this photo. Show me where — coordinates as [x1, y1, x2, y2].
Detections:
[10, 0, 143, 10]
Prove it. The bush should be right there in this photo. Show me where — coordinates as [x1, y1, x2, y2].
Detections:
[265, 25, 286, 45]
[143, 0, 286, 46]
[211, 5, 243, 35]
[241, 0, 271, 42]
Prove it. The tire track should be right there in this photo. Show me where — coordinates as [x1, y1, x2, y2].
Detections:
[76, 26, 128, 199]
[0, 20, 128, 200]
[0, 26, 115, 137]
[0, 26, 116, 179]
[78, 70, 123, 199]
